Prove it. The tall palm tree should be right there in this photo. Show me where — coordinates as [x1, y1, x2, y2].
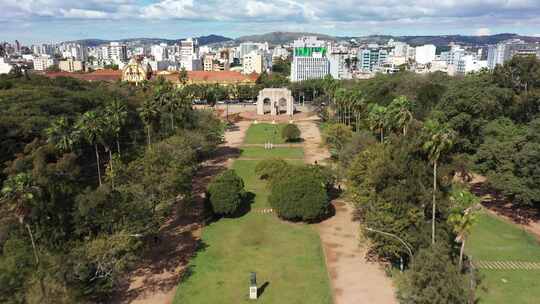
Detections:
[368, 104, 388, 143]
[104, 99, 127, 155]
[76, 111, 105, 186]
[46, 117, 76, 152]
[138, 99, 161, 147]
[1, 173, 40, 265]
[390, 95, 414, 136]
[422, 119, 456, 244]
[448, 189, 478, 269]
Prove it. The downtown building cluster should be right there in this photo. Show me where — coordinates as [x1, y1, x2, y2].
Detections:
[1, 36, 539, 80]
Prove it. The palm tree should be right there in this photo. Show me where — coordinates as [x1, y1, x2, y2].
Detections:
[46, 117, 76, 152]
[368, 104, 388, 143]
[1, 173, 40, 265]
[104, 99, 127, 155]
[138, 99, 160, 147]
[422, 119, 456, 244]
[389, 96, 414, 136]
[76, 111, 105, 186]
[448, 189, 478, 269]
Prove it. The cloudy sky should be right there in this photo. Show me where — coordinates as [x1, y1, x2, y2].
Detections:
[2, 0, 539, 43]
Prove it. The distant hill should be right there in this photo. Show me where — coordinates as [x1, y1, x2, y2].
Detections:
[236, 32, 337, 45]
[237, 31, 540, 47]
[67, 35, 232, 47]
[353, 33, 540, 46]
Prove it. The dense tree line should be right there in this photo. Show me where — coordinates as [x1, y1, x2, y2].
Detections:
[318, 56, 540, 302]
[0, 74, 224, 302]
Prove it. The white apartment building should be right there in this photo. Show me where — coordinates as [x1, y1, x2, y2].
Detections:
[242, 52, 264, 74]
[457, 55, 488, 74]
[328, 52, 352, 80]
[272, 47, 289, 61]
[203, 54, 215, 71]
[100, 42, 128, 64]
[151, 44, 168, 61]
[33, 56, 57, 71]
[415, 44, 436, 65]
[291, 57, 330, 82]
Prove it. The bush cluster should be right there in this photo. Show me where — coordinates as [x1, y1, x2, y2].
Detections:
[281, 124, 301, 142]
[207, 169, 245, 215]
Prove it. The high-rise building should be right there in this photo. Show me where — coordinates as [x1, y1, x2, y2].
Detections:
[151, 44, 168, 61]
[0, 58, 14, 74]
[328, 51, 352, 80]
[291, 37, 330, 82]
[487, 40, 540, 69]
[415, 44, 436, 65]
[358, 48, 389, 72]
[457, 55, 488, 74]
[102, 42, 128, 64]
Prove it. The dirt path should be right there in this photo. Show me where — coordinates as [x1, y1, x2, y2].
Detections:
[299, 117, 397, 304]
[114, 121, 250, 304]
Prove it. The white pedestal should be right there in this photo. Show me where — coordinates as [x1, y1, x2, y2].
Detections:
[249, 286, 258, 300]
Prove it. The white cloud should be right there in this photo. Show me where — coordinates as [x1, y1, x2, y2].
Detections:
[475, 27, 491, 36]
[2, 0, 540, 36]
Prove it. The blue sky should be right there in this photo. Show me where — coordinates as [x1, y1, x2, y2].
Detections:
[2, 0, 540, 44]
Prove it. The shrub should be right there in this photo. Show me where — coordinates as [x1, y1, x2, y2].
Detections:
[254, 158, 290, 181]
[269, 167, 329, 221]
[207, 169, 245, 215]
[281, 124, 301, 142]
[397, 244, 470, 304]
[322, 123, 352, 157]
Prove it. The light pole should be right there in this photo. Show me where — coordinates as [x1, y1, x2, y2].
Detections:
[365, 227, 414, 271]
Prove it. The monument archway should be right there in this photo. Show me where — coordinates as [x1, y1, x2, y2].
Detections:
[257, 88, 294, 116]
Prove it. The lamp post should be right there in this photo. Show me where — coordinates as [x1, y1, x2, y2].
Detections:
[365, 227, 413, 271]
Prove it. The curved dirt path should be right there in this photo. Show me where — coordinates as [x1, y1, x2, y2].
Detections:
[298, 117, 397, 304]
[114, 121, 251, 304]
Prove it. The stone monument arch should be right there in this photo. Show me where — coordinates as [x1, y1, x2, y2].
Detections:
[256, 88, 294, 116]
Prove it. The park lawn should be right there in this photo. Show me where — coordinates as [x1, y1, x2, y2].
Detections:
[240, 147, 304, 159]
[244, 123, 287, 144]
[467, 211, 540, 304]
[174, 124, 331, 304]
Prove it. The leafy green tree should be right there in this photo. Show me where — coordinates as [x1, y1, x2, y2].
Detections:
[207, 170, 245, 216]
[76, 111, 105, 186]
[46, 117, 76, 152]
[1, 173, 41, 265]
[397, 244, 470, 304]
[281, 123, 301, 142]
[178, 67, 189, 86]
[269, 166, 329, 221]
[422, 120, 456, 244]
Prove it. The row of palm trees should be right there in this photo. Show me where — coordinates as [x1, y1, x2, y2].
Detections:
[46, 100, 128, 186]
[330, 89, 458, 247]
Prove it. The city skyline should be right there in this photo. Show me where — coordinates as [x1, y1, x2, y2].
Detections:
[3, 0, 540, 44]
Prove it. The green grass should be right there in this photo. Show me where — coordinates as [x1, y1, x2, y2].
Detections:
[244, 123, 286, 144]
[467, 211, 540, 304]
[173, 125, 331, 304]
[239, 147, 304, 159]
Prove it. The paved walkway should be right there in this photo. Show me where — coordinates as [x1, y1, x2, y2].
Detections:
[116, 121, 251, 304]
[298, 117, 397, 304]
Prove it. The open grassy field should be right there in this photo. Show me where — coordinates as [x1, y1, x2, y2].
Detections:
[244, 123, 286, 144]
[173, 125, 331, 304]
[239, 147, 304, 159]
[467, 211, 540, 304]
